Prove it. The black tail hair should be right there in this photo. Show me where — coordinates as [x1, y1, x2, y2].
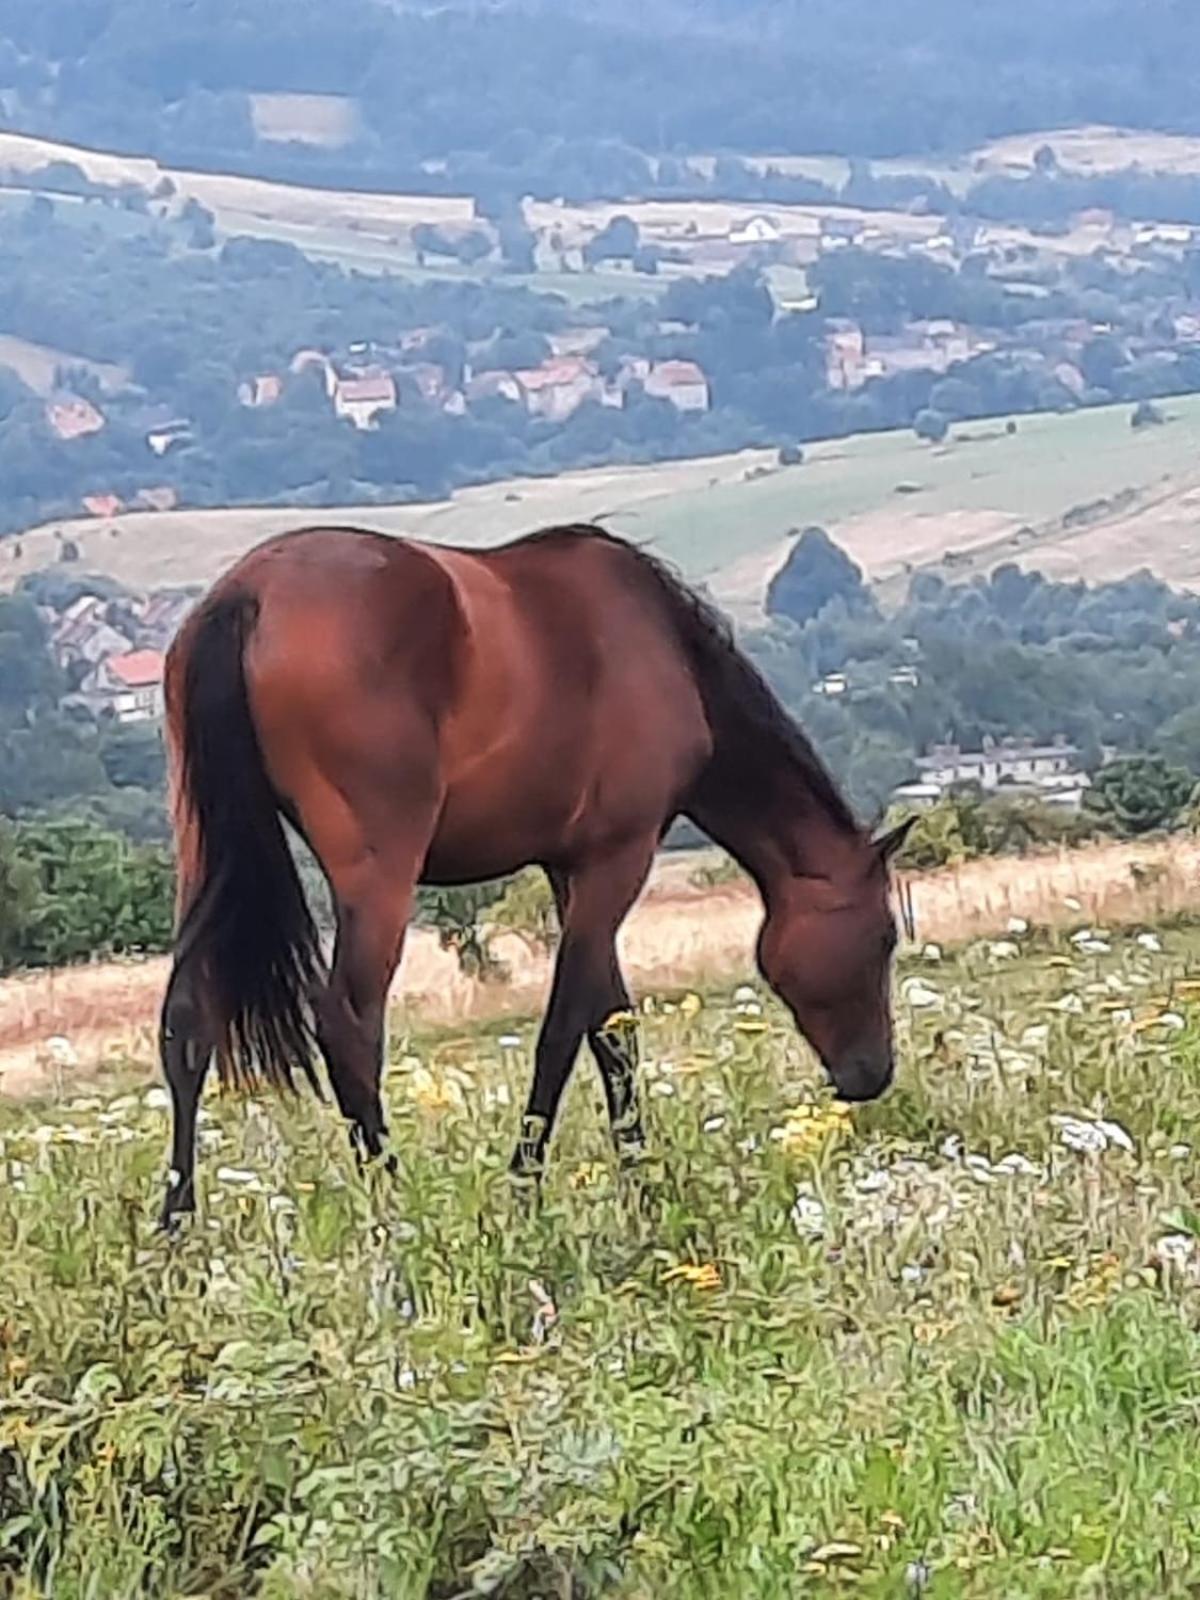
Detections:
[174, 595, 326, 1094]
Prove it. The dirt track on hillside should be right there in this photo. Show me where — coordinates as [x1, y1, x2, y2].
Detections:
[3, 837, 1196, 1100]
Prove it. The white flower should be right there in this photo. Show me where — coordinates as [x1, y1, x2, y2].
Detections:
[791, 1188, 827, 1238]
[993, 1153, 1040, 1177]
[1063, 897, 1083, 912]
[650, 1081, 675, 1097]
[987, 941, 1020, 960]
[1007, 917, 1029, 935]
[703, 1115, 726, 1133]
[1137, 933, 1163, 953]
[1052, 1115, 1134, 1156]
[498, 1034, 522, 1050]
[1159, 1012, 1186, 1031]
[1076, 939, 1111, 956]
[733, 985, 758, 1005]
[901, 977, 941, 1009]
[143, 1087, 171, 1111]
[215, 1165, 262, 1188]
[1052, 994, 1084, 1014]
[1170, 1144, 1191, 1161]
[900, 1263, 926, 1285]
[921, 943, 943, 963]
[963, 1154, 995, 1185]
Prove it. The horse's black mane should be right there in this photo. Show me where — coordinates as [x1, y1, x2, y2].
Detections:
[525, 523, 860, 835]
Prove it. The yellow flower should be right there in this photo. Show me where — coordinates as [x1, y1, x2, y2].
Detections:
[410, 1067, 463, 1114]
[678, 993, 703, 1017]
[775, 1102, 852, 1156]
[662, 1261, 721, 1291]
[568, 1162, 607, 1190]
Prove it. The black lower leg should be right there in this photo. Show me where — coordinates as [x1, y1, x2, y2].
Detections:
[158, 975, 212, 1229]
[590, 1009, 646, 1166]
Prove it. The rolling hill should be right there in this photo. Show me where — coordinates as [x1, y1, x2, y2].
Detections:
[8, 394, 1200, 614]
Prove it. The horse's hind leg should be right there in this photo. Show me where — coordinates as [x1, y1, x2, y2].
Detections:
[315, 854, 422, 1165]
[158, 955, 217, 1229]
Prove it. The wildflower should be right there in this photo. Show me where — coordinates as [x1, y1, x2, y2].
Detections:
[498, 1034, 522, 1050]
[143, 1087, 171, 1111]
[1137, 932, 1163, 953]
[1007, 917, 1029, 935]
[733, 984, 759, 1008]
[901, 977, 941, 1009]
[702, 1115, 726, 1133]
[987, 941, 1020, 961]
[569, 1161, 606, 1190]
[650, 1081, 675, 1097]
[662, 1261, 721, 1291]
[772, 1102, 851, 1156]
[410, 1067, 463, 1113]
[1051, 993, 1084, 1014]
[678, 994, 702, 1017]
[791, 1188, 828, 1238]
[215, 1165, 262, 1188]
[922, 943, 943, 963]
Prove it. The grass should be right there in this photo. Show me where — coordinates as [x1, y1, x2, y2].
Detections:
[6, 918, 1200, 1594]
[11, 392, 1200, 605]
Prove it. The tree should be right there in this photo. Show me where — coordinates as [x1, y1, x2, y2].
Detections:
[584, 214, 640, 265]
[1086, 754, 1193, 836]
[1033, 143, 1059, 175]
[914, 408, 949, 443]
[766, 527, 871, 626]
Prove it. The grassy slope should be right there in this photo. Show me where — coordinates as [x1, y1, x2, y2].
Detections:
[5, 922, 1200, 1592]
[10, 394, 1200, 604]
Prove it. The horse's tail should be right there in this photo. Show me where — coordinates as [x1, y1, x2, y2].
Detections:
[167, 593, 325, 1095]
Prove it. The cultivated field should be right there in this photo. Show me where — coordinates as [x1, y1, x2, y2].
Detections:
[10, 395, 1200, 613]
[6, 911, 1200, 1592]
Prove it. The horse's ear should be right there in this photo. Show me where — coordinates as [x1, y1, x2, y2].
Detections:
[873, 816, 915, 861]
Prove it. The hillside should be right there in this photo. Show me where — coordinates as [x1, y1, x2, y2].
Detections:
[11, 395, 1200, 613]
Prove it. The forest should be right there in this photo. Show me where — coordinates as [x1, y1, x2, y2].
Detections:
[0, 0, 1192, 182]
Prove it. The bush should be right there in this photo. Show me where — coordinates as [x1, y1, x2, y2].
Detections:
[778, 443, 804, 467]
[914, 408, 950, 443]
[0, 816, 174, 972]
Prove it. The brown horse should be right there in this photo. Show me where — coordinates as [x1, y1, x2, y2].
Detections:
[158, 523, 910, 1224]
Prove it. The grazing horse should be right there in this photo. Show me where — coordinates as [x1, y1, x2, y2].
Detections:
[158, 524, 910, 1224]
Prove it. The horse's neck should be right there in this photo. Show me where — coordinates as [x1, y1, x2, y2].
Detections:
[686, 722, 858, 903]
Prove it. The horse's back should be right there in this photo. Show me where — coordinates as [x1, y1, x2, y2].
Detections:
[175, 524, 709, 876]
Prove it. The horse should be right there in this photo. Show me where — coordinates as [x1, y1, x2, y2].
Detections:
[157, 523, 911, 1225]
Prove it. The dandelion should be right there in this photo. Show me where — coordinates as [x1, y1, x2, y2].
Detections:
[662, 1261, 721, 1291]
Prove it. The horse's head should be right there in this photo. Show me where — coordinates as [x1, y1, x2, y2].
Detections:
[756, 818, 912, 1102]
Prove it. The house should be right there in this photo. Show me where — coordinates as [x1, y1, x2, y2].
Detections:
[402, 362, 464, 414]
[145, 420, 192, 457]
[333, 370, 397, 430]
[729, 214, 782, 247]
[238, 374, 283, 408]
[52, 597, 132, 669]
[46, 395, 106, 441]
[138, 591, 194, 646]
[824, 319, 866, 389]
[513, 357, 604, 423]
[893, 738, 1092, 811]
[82, 493, 123, 518]
[643, 359, 710, 413]
[548, 327, 610, 359]
[466, 370, 523, 406]
[86, 650, 166, 724]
